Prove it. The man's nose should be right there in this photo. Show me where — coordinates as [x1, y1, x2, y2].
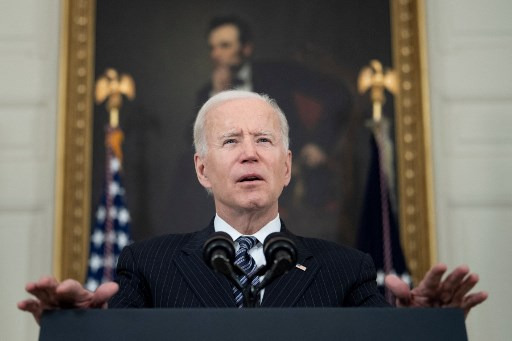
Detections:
[240, 139, 258, 162]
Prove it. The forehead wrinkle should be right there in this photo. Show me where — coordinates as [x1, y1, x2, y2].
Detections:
[207, 99, 281, 138]
[218, 128, 242, 139]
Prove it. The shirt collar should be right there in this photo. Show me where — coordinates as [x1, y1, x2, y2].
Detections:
[214, 213, 281, 244]
[236, 62, 252, 84]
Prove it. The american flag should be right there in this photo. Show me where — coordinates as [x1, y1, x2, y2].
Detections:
[85, 126, 131, 292]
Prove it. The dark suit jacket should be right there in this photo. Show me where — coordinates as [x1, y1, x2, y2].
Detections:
[108, 221, 390, 308]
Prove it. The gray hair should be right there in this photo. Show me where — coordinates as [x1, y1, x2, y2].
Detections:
[193, 90, 290, 157]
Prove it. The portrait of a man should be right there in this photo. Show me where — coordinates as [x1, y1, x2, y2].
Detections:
[92, 1, 393, 246]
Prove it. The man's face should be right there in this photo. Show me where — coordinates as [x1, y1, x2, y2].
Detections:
[208, 24, 251, 68]
[194, 98, 292, 215]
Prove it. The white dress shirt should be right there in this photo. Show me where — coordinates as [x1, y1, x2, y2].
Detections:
[234, 62, 253, 92]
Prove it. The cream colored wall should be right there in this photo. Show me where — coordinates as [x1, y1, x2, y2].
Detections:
[0, 0, 60, 340]
[426, 0, 512, 339]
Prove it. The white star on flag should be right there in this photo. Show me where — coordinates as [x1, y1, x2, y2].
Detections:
[118, 208, 130, 226]
[109, 182, 120, 196]
[91, 229, 105, 248]
[89, 253, 103, 273]
[110, 158, 120, 172]
[376, 270, 385, 286]
[85, 278, 99, 292]
[96, 206, 106, 222]
[117, 231, 129, 249]
[401, 273, 412, 286]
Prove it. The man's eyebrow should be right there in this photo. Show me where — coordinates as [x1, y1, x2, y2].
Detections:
[218, 130, 242, 139]
[253, 130, 274, 137]
[217, 130, 275, 139]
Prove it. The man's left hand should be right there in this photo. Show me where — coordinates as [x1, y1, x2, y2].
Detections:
[385, 263, 488, 318]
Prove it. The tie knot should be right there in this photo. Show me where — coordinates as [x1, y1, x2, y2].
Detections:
[236, 236, 257, 252]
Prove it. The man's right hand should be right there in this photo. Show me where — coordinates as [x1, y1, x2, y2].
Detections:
[17, 276, 119, 325]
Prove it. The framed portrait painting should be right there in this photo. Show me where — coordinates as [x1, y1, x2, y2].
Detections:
[55, 0, 435, 285]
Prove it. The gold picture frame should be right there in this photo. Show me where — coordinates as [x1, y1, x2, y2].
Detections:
[54, 0, 435, 286]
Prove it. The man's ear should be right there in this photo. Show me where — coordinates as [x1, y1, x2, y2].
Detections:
[283, 150, 292, 187]
[194, 153, 212, 189]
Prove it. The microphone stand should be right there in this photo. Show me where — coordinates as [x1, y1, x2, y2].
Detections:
[234, 265, 263, 308]
[243, 252, 295, 308]
[242, 273, 261, 308]
[215, 262, 261, 308]
[210, 263, 294, 308]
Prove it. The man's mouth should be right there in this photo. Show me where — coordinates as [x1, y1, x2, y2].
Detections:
[237, 174, 263, 183]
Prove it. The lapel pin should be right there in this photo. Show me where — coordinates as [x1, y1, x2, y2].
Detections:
[296, 264, 307, 271]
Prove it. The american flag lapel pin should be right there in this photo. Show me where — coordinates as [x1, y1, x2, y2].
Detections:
[296, 264, 307, 271]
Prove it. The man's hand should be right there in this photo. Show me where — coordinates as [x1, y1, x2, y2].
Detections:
[385, 263, 488, 318]
[17, 276, 119, 325]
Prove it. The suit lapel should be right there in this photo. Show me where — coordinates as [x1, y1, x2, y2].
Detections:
[261, 227, 320, 307]
[174, 223, 236, 307]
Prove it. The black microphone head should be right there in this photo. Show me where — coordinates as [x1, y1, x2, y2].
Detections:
[203, 232, 235, 270]
[263, 232, 297, 270]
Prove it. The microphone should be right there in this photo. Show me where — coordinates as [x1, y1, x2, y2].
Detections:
[203, 232, 253, 306]
[202, 231, 298, 308]
[263, 232, 297, 275]
[203, 232, 236, 277]
[257, 232, 298, 289]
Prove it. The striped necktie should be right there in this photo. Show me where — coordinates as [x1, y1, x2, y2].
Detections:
[233, 236, 260, 308]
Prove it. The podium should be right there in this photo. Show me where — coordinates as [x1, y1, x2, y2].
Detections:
[40, 308, 467, 341]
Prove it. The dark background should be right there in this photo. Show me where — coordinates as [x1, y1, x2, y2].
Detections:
[92, 0, 393, 244]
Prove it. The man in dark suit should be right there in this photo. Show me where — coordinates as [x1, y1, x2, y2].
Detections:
[19, 90, 486, 322]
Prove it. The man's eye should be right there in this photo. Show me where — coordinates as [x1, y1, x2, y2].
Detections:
[223, 139, 236, 145]
[258, 138, 271, 143]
